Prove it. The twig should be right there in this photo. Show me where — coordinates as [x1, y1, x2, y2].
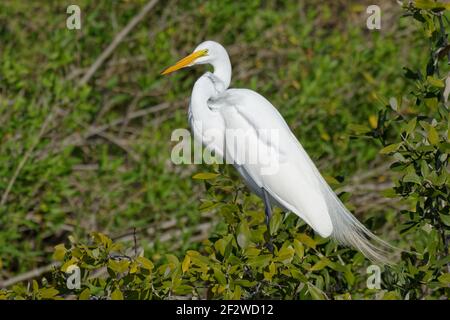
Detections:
[35, 102, 175, 161]
[1, 110, 53, 206]
[95, 131, 141, 162]
[60, 102, 173, 149]
[119, 93, 142, 138]
[79, 0, 160, 85]
[133, 227, 137, 258]
[0, 262, 60, 289]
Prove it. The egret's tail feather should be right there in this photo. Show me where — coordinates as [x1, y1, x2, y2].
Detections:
[292, 136, 399, 265]
[318, 178, 398, 265]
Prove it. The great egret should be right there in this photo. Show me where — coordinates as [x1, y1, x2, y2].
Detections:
[162, 40, 393, 263]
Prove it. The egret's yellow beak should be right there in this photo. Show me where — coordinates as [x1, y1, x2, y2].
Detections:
[161, 49, 208, 75]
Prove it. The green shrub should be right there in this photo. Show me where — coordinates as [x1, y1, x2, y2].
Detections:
[356, 1, 450, 299]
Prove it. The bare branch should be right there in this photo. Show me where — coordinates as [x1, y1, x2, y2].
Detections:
[79, 0, 160, 85]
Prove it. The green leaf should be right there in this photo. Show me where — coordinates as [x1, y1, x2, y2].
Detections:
[244, 247, 261, 257]
[296, 233, 316, 249]
[290, 268, 308, 282]
[424, 97, 438, 110]
[137, 257, 154, 270]
[427, 126, 439, 145]
[233, 285, 242, 299]
[198, 201, 219, 211]
[52, 244, 66, 261]
[426, 76, 445, 88]
[380, 143, 401, 154]
[310, 257, 330, 271]
[388, 97, 398, 111]
[293, 239, 304, 259]
[181, 255, 191, 273]
[324, 175, 340, 186]
[189, 253, 211, 269]
[439, 142, 450, 153]
[275, 246, 295, 264]
[111, 289, 124, 300]
[348, 124, 371, 135]
[269, 211, 283, 235]
[307, 283, 325, 300]
[79, 288, 91, 300]
[108, 259, 130, 273]
[438, 273, 450, 284]
[247, 254, 272, 268]
[344, 269, 355, 286]
[416, 145, 435, 152]
[237, 221, 252, 249]
[61, 257, 78, 272]
[403, 173, 422, 184]
[91, 232, 112, 248]
[192, 172, 219, 180]
[420, 160, 430, 177]
[440, 214, 450, 227]
[382, 291, 400, 300]
[174, 285, 193, 295]
[32, 280, 39, 292]
[39, 288, 59, 299]
[328, 261, 347, 273]
[234, 279, 257, 287]
[214, 238, 228, 256]
[213, 267, 227, 285]
[405, 118, 417, 135]
[166, 254, 179, 265]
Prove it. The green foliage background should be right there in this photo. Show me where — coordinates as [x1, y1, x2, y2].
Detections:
[0, 0, 448, 299]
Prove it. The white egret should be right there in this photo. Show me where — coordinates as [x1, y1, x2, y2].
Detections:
[162, 40, 394, 263]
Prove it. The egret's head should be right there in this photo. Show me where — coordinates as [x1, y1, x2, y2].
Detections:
[161, 41, 224, 75]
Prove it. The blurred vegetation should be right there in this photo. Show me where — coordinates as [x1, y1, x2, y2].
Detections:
[0, 0, 448, 299]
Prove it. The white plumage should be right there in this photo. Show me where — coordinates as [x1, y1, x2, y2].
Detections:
[162, 40, 394, 263]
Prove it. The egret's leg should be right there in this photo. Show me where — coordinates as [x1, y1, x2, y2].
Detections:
[262, 188, 274, 252]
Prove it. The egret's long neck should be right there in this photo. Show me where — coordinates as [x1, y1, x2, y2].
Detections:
[211, 49, 231, 90]
[190, 76, 217, 123]
[189, 75, 225, 158]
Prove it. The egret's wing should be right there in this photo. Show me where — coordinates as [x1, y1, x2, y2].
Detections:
[216, 88, 395, 264]
[216, 89, 333, 237]
[213, 89, 299, 158]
